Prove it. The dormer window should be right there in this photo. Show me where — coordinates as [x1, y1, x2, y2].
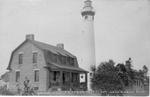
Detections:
[52, 54, 57, 63]
[67, 57, 70, 64]
[62, 56, 66, 64]
[33, 52, 38, 63]
[19, 53, 23, 64]
[67, 57, 74, 66]
[58, 55, 62, 63]
[70, 58, 74, 66]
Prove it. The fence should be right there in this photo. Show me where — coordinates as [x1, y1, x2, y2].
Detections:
[38, 91, 102, 96]
[37, 90, 149, 96]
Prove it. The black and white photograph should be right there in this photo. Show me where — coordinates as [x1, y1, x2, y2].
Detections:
[0, 0, 149, 96]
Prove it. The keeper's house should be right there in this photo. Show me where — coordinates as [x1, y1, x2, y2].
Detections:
[7, 34, 87, 92]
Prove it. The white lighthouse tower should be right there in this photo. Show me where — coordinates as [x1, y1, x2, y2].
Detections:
[80, 0, 96, 90]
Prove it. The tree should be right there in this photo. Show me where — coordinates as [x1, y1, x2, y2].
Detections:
[142, 65, 148, 76]
[124, 58, 136, 86]
[91, 60, 124, 96]
[90, 65, 96, 73]
[116, 63, 129, 86]
[125, 58, 132, 69]
[91, 58, 149, 96]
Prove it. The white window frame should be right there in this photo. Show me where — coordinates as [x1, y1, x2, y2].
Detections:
[32, 51, 38, 64]
[18, 52, 24, 64]
[15, 70, 20, 82]
[33, 69, 40, 82]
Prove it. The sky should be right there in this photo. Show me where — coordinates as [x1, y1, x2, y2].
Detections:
[0, 0, 150, 75]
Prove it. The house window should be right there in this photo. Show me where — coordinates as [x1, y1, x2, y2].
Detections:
[53, 71, 57, 81]
[68, 57, 74, 66]
[16, 71, 20, 82]
[70, 58, 74, 66]
[52, 54, 57, 63]
[67, 57, 70, 64]
[34, 70, 39, 82]
[62, 73, 65, 84]
[62, 56, 66, 64]
[72, 73, 78, 82]
[62, 72, 70, 84]
[33, 52, 38, 63]
[58, 55, 62, 63]
[53, 71, 60, 81]
[19, 54, 23, 64]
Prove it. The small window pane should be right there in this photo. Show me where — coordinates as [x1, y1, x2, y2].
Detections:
[59, 55, 62, 63]
[19, 54, 23, 64]
[34, 70, 39, 82]
[62, 56, 66, 64]
[53, 71, 60, 81]
[52, 54, 57, 63]
[71, 58, 74, 66]
[16, 71, 20, 82]
[33, 52, 38, 63]
[72, 73, 78, 82]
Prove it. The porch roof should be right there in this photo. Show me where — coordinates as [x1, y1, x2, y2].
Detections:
[45, 62, 88, 73]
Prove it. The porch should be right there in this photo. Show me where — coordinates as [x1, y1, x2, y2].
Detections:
[46, 67, 87, 91]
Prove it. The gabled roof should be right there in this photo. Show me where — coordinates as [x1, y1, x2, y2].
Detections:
[30, 40, 76, 58]
[7, 40, 79, 70]
[31, 41, 88, 72]
[7, 40, 28, 70]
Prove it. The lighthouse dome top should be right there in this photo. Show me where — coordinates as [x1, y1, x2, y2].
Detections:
[81, 0, 95, 16]
[84, 0, 92, 8]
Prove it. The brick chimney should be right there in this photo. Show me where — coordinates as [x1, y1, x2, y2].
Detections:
[57, 43, 64, 49]
[26, 34, 34, 40]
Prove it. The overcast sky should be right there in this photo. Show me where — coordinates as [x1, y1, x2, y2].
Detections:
[0, 0, 150, 75]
